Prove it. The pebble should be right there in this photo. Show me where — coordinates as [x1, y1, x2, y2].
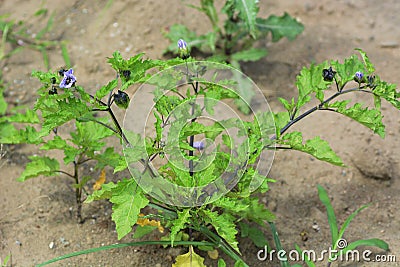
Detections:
[312, 223, 320, 232]
[49, 241, 55, 249]
[380, 41, 399, 48]
[16, 240, 22, 246]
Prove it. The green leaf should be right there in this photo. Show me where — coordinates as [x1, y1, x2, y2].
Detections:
[95, 79, 118, 99]
[239, 222, 268, 248]
[203, 210, 239, 253]
[231, 48, 267, 62]
[317, 185, 338, 247]
[235, 0, 259, 38]
[329, 101, 385, 138]
[244, 197, 275, 225]
[17, 156, 59, 182]
[337, 204, 370, 248]
[0, 109, 39, 123]
[170, 209, 192, 246]
[132, 225, 157, 239]
[84, 181, 118, 203]
[372, 79, 400, 109]
[0, 87, 7, 115]
[339, 239, 389, 257]
[93, 147, 122, 170]
[61, 42, 71, 68]
[294, 244, 316, 267]
[295, 62, 331, 107]
[355, 48, 375, 73]
[110, 179, 149, 239]
[279, 132, 344, 166]
[218, 259, 227, 267]
[172, 246, 206, 267]
[256, 13, 304, 42]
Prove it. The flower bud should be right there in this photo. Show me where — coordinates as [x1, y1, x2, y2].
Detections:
[354, 71, 365, 83]
[114, 90, 130, 109]
[322, 67, 336, 82]
[193, 141, 205, 151]
[177, 39, 190, 59]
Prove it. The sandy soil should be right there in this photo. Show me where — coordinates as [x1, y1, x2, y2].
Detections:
[1, 0, 400, 266]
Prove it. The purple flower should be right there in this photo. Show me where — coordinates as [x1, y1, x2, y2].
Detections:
[193, 141, 205, 150]
[177, 39, 187, 50]
[177, 39, 189, 59]
[354, 71, 364, 83]
[59, 68, 76, 88]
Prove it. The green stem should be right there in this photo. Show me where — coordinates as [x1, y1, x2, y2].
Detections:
[199, 226, 249, 266]
[35, 241, 214, 267]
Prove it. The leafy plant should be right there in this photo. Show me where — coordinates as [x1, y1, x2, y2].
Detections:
[3, 44, 398, 266]
[163, 0, 304, 64]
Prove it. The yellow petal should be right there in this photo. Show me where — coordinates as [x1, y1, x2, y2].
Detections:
[93, 169, 106, 190]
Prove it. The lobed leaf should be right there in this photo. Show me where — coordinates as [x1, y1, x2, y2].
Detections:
[279, 131, 344, 166]
[17, 156, 59, 182]
[329, 101, 385, 138]
[203, 209, 240, 253]
[170, 209, 192, 246]
[256, 13, 304, 41]
[110, 179, 149, 239]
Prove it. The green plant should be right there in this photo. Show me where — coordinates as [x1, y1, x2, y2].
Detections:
[268, 185, 388, 267]
[1, 253, 11, 267]
[0, 9, 70, 69]
[2, 45, 398, 266]
[163, 0, 303, 64]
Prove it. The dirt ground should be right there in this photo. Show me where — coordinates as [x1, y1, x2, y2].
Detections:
[1, 0, 400, 266]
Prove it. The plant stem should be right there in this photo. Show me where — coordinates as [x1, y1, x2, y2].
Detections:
[199, 226, 249, 266]
[274, 86, 373, 139]
[73, 159, 83, 223]
[55, 170, 75, 179]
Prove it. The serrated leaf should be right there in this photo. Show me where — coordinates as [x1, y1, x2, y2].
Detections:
[244, 197, 275, 225]
[329, 101, 385, 138]
[279, 132, 344, 166]
[0, 109, 39, 123]
[110, 179, 149, 239]
[203, 210, 239, 253]
[170, 209, 192, 246]
[256, 13, 304, 42]
[95, 79, 118, 100]
[355, 48, 375, 73]
[84, 181, 118, 203]
[295, 62, 331, 107]
[372, 79, 400, 109]
[172, 246, 206, 267]
[231, 48, 267, 62]
[17, 156, 59, 182]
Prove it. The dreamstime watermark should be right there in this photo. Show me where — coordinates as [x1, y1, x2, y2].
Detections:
[257, 238, 397, 263]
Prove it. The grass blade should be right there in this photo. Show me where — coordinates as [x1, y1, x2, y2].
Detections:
[269, 222, 289, 267]
[336, 204, 369, 248]
[61, 42, 71, 68]
[317, 185, 338, 246]
[35, 240, 214, 267]
[294, 244, 316, 267]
